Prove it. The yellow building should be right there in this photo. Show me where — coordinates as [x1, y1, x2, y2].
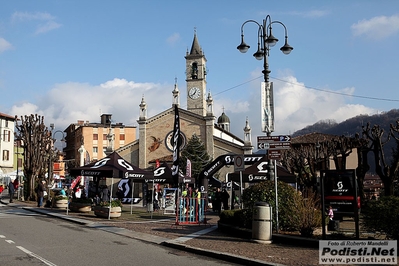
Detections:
[63, 114, 136, 167]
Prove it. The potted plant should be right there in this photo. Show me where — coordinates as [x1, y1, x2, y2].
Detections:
[94, 199, 122, 218]
[53, 195, 69, 209]
[69, 198, 93, 213]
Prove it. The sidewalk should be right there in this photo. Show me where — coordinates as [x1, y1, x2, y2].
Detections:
[0, 193, 324, 266]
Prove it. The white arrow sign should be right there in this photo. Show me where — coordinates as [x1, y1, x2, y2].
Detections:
[257, 142, 270, 150]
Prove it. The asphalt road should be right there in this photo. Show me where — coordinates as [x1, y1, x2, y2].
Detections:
[0, 205, 238, 266]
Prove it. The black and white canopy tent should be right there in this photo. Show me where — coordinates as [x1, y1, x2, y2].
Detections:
[70, 151, 153, 218]
[69, 151, 152, 180]
[152, 162, 195, 184]
[227, 155, 296, 184]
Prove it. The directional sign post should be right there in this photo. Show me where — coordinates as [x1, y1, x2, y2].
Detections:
[257, 135, 291, 142]
[257, 135, 291, 150]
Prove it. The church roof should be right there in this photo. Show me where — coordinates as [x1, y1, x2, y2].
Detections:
[217, 112, 230, 124]
[189, 32, 202, 56]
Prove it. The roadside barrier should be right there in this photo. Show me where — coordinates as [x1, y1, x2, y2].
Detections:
[175, 197, 206, 225]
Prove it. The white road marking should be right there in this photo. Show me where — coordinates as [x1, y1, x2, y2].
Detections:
[170, 225, 217, 243]
[6, 239, 15, 244]
[17, 246, 58, 266]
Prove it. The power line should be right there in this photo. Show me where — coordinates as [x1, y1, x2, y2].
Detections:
[214, 75, 399, 102]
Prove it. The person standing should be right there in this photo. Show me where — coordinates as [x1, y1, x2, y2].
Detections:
[221, 189, 230, 211]
[74, 186, 82, 199]
[36, 180, 46, 207]
[0, 184, 4, 199]
[101, 185, 109, 203]
[213, 187, 222, 214]
[328, 206, 334, 220]
[8, 180, 15, 203]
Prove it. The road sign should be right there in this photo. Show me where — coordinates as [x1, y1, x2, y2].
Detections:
[257, 135, 291, 150]
[268, 150, 281, 159]
[257, 142, 270, 150]
[269, 142, 291, 150]
[234, 155, 245, 172]
[257, 135, 291, 143]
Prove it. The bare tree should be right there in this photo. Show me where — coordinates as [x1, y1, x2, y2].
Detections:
[327, 135, 355, 170]
[389, 120, 399, 193]
[282, 141, 328, 190]
[15, 114, 52, 200]
[350, 133, 370, 204]
[362, 122, 394, 196]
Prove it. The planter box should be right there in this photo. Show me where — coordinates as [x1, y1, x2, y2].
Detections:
[94, 206, 122, 218]
[54, 199, 68, 209]
[69, 202, 92, 213]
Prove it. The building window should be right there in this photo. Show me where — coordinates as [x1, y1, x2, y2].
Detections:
[103, 134, 107, 140]
[3, 130, 11, 142]
[120, 134, 125, 140]
[93, 147, 98, 153]
[2, 150, 10, 161]
[93, 134, 98, 140]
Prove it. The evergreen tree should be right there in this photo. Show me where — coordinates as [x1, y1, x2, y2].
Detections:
[180, 134, 211, 185]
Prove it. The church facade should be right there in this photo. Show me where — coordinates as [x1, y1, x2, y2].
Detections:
[116, 32, 254, 181]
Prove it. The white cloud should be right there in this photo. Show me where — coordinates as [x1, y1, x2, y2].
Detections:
[11, 11, 56, 22]
[0, 37, 13, 53]
[11, 102, 43, 117]
[278, 10, 329, 19]
[351, 15, 399, 39]
[11, 79, 173, 131]
[220, 75, 376, 138]
[10, 75, 377, 144]
[166, 33, 180, 46]
[11, 11, 61, 34]
[35, 21, 62, 35]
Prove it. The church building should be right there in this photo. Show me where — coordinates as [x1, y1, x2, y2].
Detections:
[116, 32, 254, 180]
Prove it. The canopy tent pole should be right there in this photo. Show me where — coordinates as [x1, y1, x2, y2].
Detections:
[108, 177, 113, 220]
[130, 181, 135, 214]
[66, 186, 70, 216]
[150, 179, 154, 219]
[239, 171, 243, 209]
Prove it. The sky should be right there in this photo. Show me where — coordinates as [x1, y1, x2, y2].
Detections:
[1, 1, 399, 147]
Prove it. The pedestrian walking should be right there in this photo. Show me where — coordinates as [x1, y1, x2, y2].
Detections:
[8, 180, 15, 203]
[35, 180, 46, 207]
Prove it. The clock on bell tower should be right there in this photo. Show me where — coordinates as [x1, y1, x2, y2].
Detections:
[185, 31, 207, 117]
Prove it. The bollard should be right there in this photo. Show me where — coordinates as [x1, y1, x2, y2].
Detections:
[252, 202, 272, 244]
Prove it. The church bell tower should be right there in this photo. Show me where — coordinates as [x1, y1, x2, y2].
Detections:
[185, 30, 207, 116]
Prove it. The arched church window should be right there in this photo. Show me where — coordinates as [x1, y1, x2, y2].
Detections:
[191, 63, 198, 79]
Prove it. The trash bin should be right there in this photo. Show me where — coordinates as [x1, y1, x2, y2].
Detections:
[252, 202, 272, 243]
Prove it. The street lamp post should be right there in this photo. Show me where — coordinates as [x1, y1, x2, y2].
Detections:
[237, 15, 293, 134]
[237, 15, 293, 181]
